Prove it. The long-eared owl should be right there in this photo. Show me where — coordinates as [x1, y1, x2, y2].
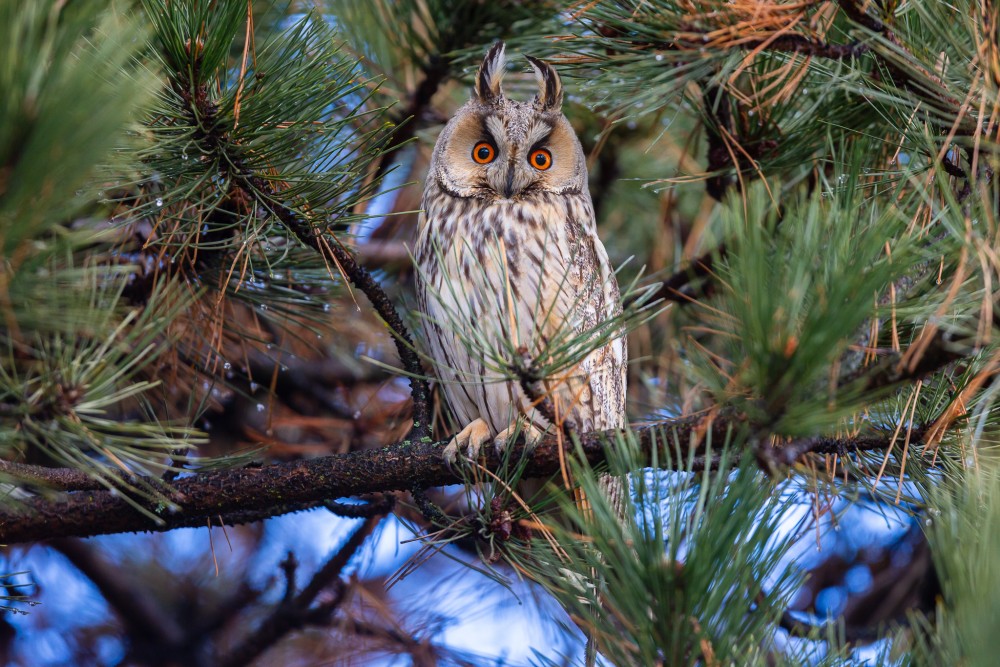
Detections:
[414, 42, 626, 464]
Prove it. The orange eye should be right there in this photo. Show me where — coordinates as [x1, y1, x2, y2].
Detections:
[472, 142, 495, 164]
[530, 148, 552, 170]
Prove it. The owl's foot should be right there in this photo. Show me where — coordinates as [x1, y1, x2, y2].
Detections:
[443, 418, 492, 468]
[493, 420, 545, 456]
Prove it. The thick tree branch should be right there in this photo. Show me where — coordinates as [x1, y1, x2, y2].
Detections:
[0, 459, 107, 492]
[757, 432, 925, 472]
[0, 414, 918, 545]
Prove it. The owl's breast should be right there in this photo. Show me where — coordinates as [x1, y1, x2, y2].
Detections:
[414, 186, 625, 434]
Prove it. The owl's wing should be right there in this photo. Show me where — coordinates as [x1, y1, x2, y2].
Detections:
[510, 203, 627, 433]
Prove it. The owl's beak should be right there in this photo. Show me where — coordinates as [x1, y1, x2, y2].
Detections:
[492, 159, 531, 201]
[503, 164, 516, 198]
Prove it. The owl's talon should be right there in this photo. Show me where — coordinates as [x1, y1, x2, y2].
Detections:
[442, 442, 459, 470]
[494, 421, 545, 457]
[443, 418, 492, 469]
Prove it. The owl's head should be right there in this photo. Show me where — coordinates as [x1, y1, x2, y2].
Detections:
[427, 42, 587, 202]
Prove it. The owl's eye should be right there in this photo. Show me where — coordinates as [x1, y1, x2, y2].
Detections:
[472, 142, 496, 164]
[529, 148, 552, 170]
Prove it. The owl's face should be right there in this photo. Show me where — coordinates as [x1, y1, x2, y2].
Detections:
[427, 43, 588, 203]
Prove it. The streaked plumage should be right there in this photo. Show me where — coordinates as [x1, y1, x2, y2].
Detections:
[415, 43, 626, 462]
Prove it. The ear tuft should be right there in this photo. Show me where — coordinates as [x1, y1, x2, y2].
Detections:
[526, 55, 563, 110]
[475, 42, 506, 103]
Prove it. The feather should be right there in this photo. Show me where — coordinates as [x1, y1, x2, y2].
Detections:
[475, 41, 507, 103]
[526, 54, 563, 110]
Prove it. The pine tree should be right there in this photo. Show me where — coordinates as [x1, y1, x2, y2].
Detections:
[2, 1, 999, 665]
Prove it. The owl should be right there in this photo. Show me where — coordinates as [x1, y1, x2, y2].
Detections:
[414, 42, 626, 466]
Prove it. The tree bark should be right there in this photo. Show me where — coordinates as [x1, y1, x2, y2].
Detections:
[0, 415, 904, 544]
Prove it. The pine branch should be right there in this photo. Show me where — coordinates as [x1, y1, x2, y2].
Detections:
[0, 460, 109, 492]
[849, 330, 968, 392]
[837, 0, 886, 34]
[776, 604, 883, 643]
[0, 414, 921, 544]
[217, 514, 381, 667]
[187, 581, 260, 648]
[175, 66, 433, 440]
[244, 170, 433, 439]
[373, 52, 452, 183]
[355, 240, 412, 268]
[756, 431, 925, 472]
[836, 0, 972, 136]
[703, 84, 738, 202]
[755, 34, 869, 59]
[613, 21, 872, 62]
[50, 539, 188, 659]
[638, 245, 723, 306]
[337, 616, 464, 667]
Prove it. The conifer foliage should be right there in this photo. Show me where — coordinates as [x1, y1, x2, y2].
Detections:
[2, 0, 1000, 665]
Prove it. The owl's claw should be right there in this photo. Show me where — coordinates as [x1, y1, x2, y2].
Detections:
[493, 421, 545, 457]
[443, 418, 492, 469]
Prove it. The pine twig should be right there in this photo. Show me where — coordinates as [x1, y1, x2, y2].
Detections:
[188, 581, 260, 646]
[755, 432, 926, 475]
[637, 245, 724, 307]
[279, 551, 298, 604]
[839, 329, 967, 392]
[703, 84, 737, 202]
[836, 0, 887, 34]
[629, 24, 872, 62]
[749, 34, 869, 59]
[355, 239, 412, 268]
[836, 0, 973, 137]
[337, 616, 451, 667]
[511, 346, 580, 438]
[769, 594, 883, 643]
[217, 514, 381, 667]
[50, 539, 188, 661]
